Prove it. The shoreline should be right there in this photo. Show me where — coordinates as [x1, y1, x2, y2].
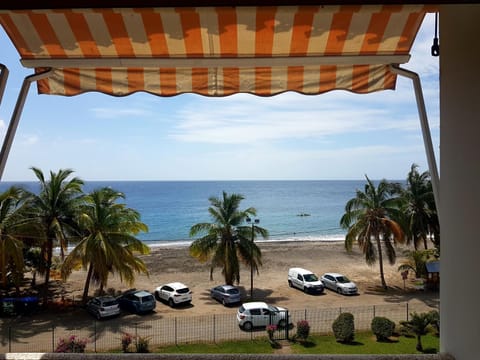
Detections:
[144, 237, 347, 249]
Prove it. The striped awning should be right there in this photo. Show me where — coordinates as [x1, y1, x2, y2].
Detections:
[0, 5, 436, 97]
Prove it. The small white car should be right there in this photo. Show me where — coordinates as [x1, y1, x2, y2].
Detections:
[288, 267, 324, 294]
[236, 301, 288, 331]
[320, 272, 358, 295]
[154, 282, 192, 307]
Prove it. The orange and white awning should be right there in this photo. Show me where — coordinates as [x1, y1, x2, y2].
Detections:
[0, 5, 436, 97]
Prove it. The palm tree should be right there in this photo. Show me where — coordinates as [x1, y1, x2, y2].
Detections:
[0, 186, 29, 290]
[61, 187, 150, 303]
[24, 168, 84, 303]
[340, 176, 404, 290]
[402, 164, 437, 250]
[400, 312, 433, 352]
[397, 249, 434, 279]
[189, 191, 268, 285]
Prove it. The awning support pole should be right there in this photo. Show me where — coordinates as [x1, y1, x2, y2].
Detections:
[0, 69, 53, 180]
[0, 64, 9, 107]
[390, 65, 440, 220]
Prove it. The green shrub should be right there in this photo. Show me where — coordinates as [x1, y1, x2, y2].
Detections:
[332, 312, 355, 343]
[371, 316, 395, 341]
[135, 336, 151, 353]
[295, 320, 311, 341]
[428, 310, 440, 335]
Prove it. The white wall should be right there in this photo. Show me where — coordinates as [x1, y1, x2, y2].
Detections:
[440, 5, 480, 359]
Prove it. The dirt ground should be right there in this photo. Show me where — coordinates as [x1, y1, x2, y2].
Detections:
[56, 240, 439, 317]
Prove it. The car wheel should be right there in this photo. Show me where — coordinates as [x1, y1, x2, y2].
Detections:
[154, 291, 160, 300]
[277, 319, 286, 328]
[242, 321, 253, 331]
[222, 298, 227, 306]
[168, 298, 175, 307]
[288, 280, 292, 288]
[337, 287, 343, 295]
[95, 311, 101, 320]
[303, 286, 308, 293]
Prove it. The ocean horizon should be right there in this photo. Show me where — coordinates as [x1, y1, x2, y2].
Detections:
[0, 180, 401, 246]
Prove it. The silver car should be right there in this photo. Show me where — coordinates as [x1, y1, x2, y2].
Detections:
[210, 285, 241, 306]
[86, 296, 121, 320]
[320, 272, 358, 295]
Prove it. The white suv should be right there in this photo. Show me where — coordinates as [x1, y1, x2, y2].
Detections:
[154, 282, 192, 307]
[236, 302, 288, 331]
[288, 267, 325, 294]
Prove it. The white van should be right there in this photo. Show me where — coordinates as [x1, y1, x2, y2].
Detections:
[288, 267, 325, 294]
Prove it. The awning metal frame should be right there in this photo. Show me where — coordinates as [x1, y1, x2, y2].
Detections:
[0, 63, 8, 107]
[20, 55, 411, 69]
[391, 64, 440, 219]
[0, 68, 53, 179]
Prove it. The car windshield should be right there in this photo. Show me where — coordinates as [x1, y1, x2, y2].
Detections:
[227, 288, 239, 295]
[268, 305, 279, 313]
[337, 276, 350, 283]
[140, 295, 154, 302]
[304, 274, 318, 282]
[177, 288, 190, 294]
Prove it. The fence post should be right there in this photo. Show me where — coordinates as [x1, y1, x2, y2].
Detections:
[373, 305, 376, 318]
[406, 303, 409, 321]
[286, 310, 290, 340]
[8, 327, 11, 353]
[94, 320, 97, 353]
[52, 325, 55, 352]
[213, 314, 216, 343]
[135, 323, 138, 349]
[304, 308, 307, 320]
[174, 317, 177, 346]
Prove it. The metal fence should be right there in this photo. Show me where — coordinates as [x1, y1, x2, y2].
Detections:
[0, 302, 435, 353]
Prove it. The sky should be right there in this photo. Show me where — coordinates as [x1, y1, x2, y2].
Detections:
[0, 14, 439, 182]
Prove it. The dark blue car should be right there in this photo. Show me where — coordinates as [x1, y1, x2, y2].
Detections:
[118, 290, 156, 314]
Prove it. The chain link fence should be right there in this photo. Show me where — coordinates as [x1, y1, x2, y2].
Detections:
[0, 302, 435, 353]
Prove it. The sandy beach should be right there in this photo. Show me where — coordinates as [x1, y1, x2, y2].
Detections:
[60, 240, 439, 316]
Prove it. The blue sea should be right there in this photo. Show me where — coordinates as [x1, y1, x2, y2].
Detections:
[0, 180, 374, 247]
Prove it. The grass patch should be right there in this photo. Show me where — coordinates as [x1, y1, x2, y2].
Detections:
[126, 332, 438, 354]
[153, 339, 275, 354]
[292, 332, 439, 354]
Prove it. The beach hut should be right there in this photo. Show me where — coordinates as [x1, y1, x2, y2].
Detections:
[426, 260, 440, 291]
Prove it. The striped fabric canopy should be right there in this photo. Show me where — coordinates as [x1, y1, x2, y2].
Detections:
[0, 5, 436, 97]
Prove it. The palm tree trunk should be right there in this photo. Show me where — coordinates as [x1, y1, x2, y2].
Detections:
[82, 263, 94, 304]
[42, 238, 53, 306]
[0, 240, 6, 288]
[416, 334, 423, 352]
[376, 235, 387, 290]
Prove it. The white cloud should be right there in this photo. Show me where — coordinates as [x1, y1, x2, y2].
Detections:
[169, 92, 425, 145]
